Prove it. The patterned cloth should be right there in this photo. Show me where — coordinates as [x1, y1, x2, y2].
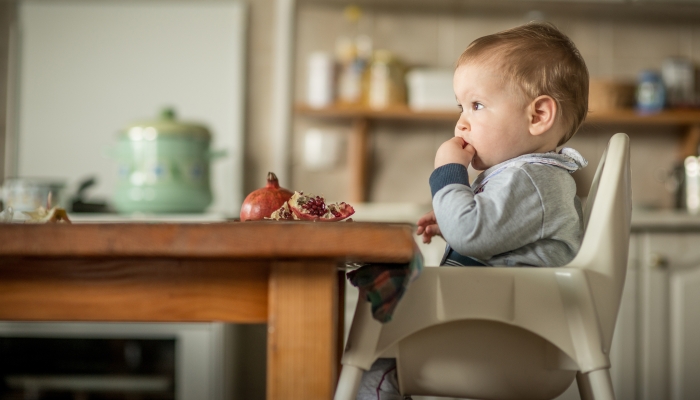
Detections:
[346, 252, 423, 323]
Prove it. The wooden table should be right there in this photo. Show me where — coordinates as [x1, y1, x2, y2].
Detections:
[0, 221, 416, 400]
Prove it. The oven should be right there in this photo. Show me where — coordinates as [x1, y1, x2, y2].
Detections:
[0, 322, 236, 400]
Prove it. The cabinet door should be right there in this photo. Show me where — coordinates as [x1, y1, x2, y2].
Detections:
[669, 249, 700, 399]
[640, 232, 700, 400]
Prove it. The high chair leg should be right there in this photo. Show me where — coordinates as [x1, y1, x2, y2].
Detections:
[334, 364, 364, 400]
[576, 369, 615, 400]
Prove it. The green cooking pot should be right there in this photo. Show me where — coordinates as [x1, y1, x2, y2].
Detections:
[112, 108, 225, 214]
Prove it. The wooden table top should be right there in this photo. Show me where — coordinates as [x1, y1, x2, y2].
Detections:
[0, 221, 416, 263]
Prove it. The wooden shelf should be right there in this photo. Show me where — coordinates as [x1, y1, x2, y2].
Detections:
[586, 109, 700, 125]
[297, 104, 700, 125]
[295, 104, 700, 202]
[296, 104, 459, 121]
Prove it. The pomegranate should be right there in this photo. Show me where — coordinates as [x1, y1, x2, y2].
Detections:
[267, 191, 354, 221]
[268, 201, 294, 220]
[239, 172, 293, 221]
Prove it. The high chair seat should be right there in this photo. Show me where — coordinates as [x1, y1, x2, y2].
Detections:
[336, 133, 631, 400]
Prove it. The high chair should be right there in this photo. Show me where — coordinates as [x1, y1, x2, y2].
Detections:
[335, 133, 631, 400]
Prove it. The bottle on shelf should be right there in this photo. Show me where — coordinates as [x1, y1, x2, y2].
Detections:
[306, 52, 335, 109]
[335, 37, 365, 106]
[334, 6, 372, 107]
[363, 49, 406, 110]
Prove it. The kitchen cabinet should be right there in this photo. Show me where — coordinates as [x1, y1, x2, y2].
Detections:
[637, 231, 700, 400]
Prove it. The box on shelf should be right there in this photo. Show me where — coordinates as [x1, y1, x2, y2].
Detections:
[406, 68, 455, 111]
[589, 79, 636, 112]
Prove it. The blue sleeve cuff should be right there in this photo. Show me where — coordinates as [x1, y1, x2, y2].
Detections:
[429, 164, 470, 197]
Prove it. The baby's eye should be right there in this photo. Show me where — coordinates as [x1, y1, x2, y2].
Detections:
[472, 102, 484, 111]
[457, 104, 463, 112]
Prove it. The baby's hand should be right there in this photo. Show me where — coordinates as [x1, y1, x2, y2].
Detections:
[416, 210, 442, 244]
[434, 137, 476, 169]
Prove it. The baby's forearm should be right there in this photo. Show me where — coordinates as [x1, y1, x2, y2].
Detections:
[430, 167, 545, 260]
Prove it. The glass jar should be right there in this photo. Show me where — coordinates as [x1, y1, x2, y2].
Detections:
[636, 70, 665, 114]
[363, 50, 406, 109]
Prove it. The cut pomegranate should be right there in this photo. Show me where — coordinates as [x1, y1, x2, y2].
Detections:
[268, 201, 294, 220]
[266, 191, 354, 222]
[239, 172, 294, 221]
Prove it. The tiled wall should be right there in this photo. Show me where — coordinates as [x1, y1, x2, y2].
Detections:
[292, 5, 689, 209]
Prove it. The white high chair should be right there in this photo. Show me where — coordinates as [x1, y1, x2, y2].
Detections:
[335, 133, 631, 400]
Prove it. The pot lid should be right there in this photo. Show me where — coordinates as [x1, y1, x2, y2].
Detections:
[121, 108, 211, 140]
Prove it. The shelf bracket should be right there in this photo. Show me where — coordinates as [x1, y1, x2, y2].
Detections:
[348, 117, 370, 203]
[679, 124, 700, 161]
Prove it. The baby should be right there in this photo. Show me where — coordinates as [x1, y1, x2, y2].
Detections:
[358, 22, 589, 399]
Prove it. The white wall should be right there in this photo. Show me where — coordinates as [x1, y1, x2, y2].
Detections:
[13, 1, 246, 214]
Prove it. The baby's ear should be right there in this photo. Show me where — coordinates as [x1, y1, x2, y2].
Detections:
[528, 95, 557, 136]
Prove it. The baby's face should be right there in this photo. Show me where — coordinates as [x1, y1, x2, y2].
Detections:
[453, 62, 536, 171]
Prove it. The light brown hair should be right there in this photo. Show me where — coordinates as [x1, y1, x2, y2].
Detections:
[458, 22, 589, 145]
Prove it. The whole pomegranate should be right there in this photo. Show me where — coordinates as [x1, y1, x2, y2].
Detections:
[239, 172, 293, 221]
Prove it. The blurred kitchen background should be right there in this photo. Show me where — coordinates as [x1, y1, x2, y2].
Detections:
[3, 0, 700, 399]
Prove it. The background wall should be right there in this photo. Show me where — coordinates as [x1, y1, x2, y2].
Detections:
[291, 4, 687, 210]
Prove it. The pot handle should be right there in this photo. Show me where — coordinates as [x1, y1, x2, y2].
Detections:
[207, 149, 228, 160]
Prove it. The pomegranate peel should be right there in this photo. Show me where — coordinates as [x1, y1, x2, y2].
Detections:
[268, 201, 296, 220]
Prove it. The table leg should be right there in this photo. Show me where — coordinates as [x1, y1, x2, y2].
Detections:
[267, 260, 338, 400]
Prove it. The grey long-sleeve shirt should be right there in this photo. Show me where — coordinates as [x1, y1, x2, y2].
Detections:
[429, 150, 586, 267]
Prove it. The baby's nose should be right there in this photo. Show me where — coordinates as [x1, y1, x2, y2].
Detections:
[456, 120, 469, 132]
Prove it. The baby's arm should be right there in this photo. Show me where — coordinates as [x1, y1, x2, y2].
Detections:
[431, 168, 545, 260]
[417, 138, 474, 244]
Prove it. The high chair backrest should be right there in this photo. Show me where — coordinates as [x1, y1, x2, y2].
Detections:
[567, 132, 631, 352]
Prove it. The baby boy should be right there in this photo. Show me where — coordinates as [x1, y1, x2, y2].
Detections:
[417, 21, 589, 269]
[358, 21, 590, 399]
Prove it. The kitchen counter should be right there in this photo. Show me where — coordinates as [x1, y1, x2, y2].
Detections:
[632, 209, 700, 231]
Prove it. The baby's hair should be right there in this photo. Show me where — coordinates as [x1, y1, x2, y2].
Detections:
[457, 22, 589, 146]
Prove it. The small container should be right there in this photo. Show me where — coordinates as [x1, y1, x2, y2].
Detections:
[0, 178, 66, 212]
[661, 57, 695, 107]
[588, 79, 636, 112]
[685, 156, 700, 214]
[406, 68, 455, 111]
[363, 50, 406, 109]
[306, 52, 336, 109]
[636, 70, 665, 114]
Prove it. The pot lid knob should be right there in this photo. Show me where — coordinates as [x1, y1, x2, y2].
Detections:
[161, 107, 177, 121]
